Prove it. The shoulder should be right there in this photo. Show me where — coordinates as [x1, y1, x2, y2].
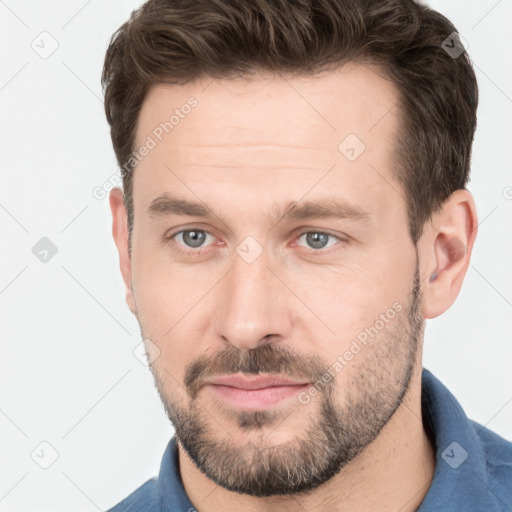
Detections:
[470, 420, 512, 500]
[107, 478, 161, 512]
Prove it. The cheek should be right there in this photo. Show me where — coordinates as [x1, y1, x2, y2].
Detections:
[133, 241, 199, 320]
[132, 257, 218, 378]
[288, 258, 411, 374]
[289, 258, 403, 327]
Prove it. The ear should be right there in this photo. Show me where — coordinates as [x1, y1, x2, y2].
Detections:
[421, 189, 478, 319]
[109, 187, 138, 316]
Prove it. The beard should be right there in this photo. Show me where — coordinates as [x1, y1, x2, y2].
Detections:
[148, 258, 423, 497]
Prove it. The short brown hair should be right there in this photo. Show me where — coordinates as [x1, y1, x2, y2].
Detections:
[102, 0, 478, 246]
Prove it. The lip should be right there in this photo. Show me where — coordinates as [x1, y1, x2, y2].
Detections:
[207, 374, 310, 389]
[204, 374, 310, 410]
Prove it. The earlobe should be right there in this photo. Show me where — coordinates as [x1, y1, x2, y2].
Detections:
[421, 189, 478, 319]
[109, 187, 138, 316]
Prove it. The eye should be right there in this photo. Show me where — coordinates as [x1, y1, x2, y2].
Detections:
[296, 231, 344, 251]
[172, 229, 216, 250]
[165, 228, 346, 257]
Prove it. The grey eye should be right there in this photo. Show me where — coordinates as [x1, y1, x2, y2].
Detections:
[179, 230, 209, 248]
[297, 232, 339, 250]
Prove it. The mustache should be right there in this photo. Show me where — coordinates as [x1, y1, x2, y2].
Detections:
[184, 343, 329, 399]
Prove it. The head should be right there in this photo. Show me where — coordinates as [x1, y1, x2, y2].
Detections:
[104, 0, 478, 497]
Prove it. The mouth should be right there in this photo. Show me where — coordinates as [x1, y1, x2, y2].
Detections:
[203, 374, 310, 410]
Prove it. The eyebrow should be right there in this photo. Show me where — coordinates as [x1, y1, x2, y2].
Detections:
[146, 194, 372, 224]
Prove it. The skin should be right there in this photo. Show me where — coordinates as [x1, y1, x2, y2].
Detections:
[110, 63, 478, 511]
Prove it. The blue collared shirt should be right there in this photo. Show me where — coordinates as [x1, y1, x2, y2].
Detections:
[108, 368, 512, 511]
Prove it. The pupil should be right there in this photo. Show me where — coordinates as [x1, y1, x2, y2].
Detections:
[184, 230, 206, 248]
[307, 232, 328, 249]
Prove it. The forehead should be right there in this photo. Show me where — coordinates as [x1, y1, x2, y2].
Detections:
[132, 63, 402, 224]
[136, 63, 399, 148]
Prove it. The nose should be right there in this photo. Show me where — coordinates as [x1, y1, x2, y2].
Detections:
[213, 249, 293, 350]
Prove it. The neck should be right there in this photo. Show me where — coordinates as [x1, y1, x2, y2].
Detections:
[178, 364, 435, 512]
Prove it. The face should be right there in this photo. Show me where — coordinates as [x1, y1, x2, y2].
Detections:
[123, 64, 425, 496]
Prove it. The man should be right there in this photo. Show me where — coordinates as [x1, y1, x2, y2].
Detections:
[102, 0, 512, 510]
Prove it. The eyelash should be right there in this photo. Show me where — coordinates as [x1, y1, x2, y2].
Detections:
[165, 228, 347, 257]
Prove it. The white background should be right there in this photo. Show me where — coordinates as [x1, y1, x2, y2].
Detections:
[0, 0, 511, 510]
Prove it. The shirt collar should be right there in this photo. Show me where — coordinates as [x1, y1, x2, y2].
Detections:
[157, 435, 196, 511]
[418, 368, 501, 511]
